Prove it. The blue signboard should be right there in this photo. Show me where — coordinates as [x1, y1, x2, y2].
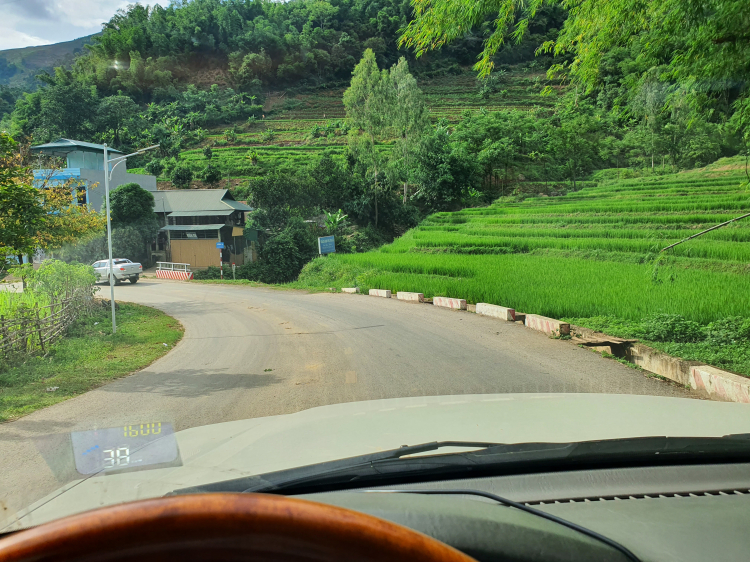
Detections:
[318, 235, 336, 255]
[216, 242, 225, 249]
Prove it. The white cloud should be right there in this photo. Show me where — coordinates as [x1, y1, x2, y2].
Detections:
[0, 27, 50, 50]
[2, 0, 173, 50]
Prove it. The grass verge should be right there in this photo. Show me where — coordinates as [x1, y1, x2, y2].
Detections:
[0, 302, 184, 422]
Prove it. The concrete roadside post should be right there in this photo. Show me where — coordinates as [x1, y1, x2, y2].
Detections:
[232, 263, 236, 280]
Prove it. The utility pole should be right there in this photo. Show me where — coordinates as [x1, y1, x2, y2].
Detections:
[103, 143, 160, 334]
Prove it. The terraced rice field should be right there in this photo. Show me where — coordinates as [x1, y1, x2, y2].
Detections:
[172, 69, 556, 181]
[304, 159, 750, 325]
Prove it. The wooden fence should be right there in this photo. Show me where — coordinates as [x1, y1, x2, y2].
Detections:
[0, 290, 96, 359]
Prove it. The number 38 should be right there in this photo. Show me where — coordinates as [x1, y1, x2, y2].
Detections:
[102, 447, 130, 468]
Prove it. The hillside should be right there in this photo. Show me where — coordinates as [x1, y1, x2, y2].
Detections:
[297, 158, 750, 375]
[0, 35, 98, 89]
[148, 68, 556, 185]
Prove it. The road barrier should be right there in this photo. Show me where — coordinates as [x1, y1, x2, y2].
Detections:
[433, 296, 467, 310]
[397, 291, 424, 303]
[369, 289, 391, 298]
[342, 287, 360, 294]
[690, 365, 750, 403]
[525, 314, 570, 336]
[156, 262, 194, 281]
[476, 303, 515, 321]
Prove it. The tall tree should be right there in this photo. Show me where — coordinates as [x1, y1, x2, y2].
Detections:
[343, 49, 392, 227]
[98, 94, 139, 148]
[385, 58, 430, 203]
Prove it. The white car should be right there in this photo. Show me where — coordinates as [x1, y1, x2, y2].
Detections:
[91, 258, 142, 284]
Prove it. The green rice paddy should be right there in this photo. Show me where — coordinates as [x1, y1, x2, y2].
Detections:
[299, 159, 750, 326]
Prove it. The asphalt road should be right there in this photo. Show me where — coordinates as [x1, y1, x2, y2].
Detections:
[1, 280, 696, 526]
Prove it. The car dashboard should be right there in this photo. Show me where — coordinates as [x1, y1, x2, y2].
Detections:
[296, 462, 750, 562]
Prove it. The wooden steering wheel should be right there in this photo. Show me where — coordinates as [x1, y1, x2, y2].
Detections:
[0, 493, 476, 562]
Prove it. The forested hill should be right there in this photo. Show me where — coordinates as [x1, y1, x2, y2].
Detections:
[0, 34, 98, 90]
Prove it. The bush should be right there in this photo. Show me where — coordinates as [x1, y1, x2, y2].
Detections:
[11, 260, 96, 297]
[170, 164, 193, 188]
[257, 218, 317, 283]
[638, 314, 704, 343]
[193, 266, 222, 280]
[199, 163, 222, 186]
[145, 159, 164, 176]
[350, 226, 388, 253]
[703, 317, 750, 345]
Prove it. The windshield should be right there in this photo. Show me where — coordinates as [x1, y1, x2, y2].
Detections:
[1, 0, 749, 534]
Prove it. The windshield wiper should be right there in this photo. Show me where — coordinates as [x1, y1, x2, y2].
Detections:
[169, 434, 750, 496]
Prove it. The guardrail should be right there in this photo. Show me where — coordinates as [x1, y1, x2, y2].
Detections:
[156, 262, 193, 281]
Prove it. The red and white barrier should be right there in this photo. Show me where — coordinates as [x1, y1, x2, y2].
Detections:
[433, 296, 467, 310]
[156, 270, 194, 281]
[525, 314, 570, 336]
[369, 289, 391, 298]
[397, 291, 424, 303]
[476, 303, 515, 321]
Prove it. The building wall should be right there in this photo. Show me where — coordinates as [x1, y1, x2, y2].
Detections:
[125, 173, 157, 192]
[170, 239, 221, 268]
[78, 168, 157, 212]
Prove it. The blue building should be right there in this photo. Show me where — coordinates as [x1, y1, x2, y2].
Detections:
[30, 138, 157, 212]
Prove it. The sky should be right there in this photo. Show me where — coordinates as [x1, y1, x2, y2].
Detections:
[0, 0, 171, 51]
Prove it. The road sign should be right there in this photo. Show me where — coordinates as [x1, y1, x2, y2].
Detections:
[216, 242, 225, 249]
[318, 235, 336, 255]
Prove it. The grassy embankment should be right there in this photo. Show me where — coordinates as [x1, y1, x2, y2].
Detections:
[294, 158, 750, 376]
[0, 303, 184, 422]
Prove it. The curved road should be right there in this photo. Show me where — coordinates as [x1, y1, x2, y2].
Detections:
[1, 279, 695, 525]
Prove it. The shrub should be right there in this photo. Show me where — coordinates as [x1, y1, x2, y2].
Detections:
[350, 226, 388, 253]
[170, 164, 193, 188]
[703, 317, 750, 345]
[193, 266, 222, 280]
[258, 218, 317, 283]
[199, 163, 222, 186]
[145, 159, 164, 177]
[639, 314, 704, 343]
[11, 260, 96, 297]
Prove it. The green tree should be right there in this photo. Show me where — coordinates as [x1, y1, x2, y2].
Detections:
[97, 94, 139, 147]
[259, 218, 318, 283]
[343, 49, 392, 227]
[170, 164, 193, 189]
[0, 133, 44, 267]
[385, 58, 430, 203]
[13, 68, 97, 141]
[110, 182, 155, 224]
[412, 122, 480, 210]
[200, 163, 222, 187]
[548, 102, 601, 189]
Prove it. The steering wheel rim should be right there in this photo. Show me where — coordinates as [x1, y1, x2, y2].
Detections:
[0, 493, 476, 562]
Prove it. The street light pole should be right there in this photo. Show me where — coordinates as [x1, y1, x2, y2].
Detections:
[103, 144, 117, 333]
[102, 143, 160, 334]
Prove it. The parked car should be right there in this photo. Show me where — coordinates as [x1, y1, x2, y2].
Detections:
[91, 258, 142, 284]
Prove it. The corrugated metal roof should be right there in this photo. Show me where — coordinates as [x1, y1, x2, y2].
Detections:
[30, 138, 123, 154]
[222, 199, 254, 211]
[160, 224, 225, 231]
[167, 210, 234, 217]
[152, 190, 252, 214]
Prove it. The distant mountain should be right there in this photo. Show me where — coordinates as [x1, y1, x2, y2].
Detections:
[0, 34, 99, 90]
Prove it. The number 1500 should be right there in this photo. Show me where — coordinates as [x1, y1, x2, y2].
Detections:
[103, 447, 130, 468]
